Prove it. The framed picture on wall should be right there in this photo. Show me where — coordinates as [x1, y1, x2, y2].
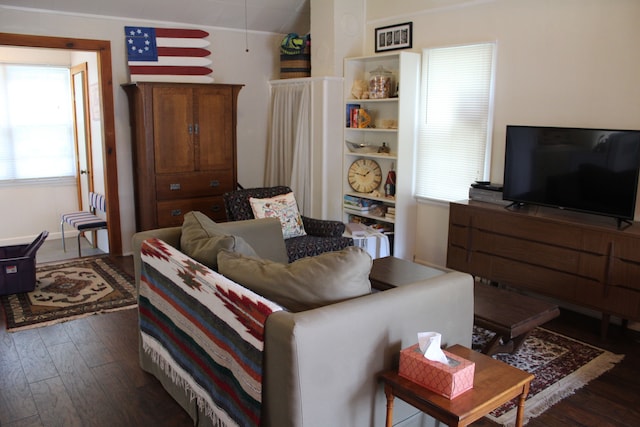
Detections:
[375, 22, 413, 53]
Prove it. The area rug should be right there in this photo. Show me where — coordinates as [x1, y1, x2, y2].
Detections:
[473, 326, 624, 426]
[1, 256, 137, 332]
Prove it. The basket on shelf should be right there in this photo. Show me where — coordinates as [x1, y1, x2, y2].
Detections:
[280, 33, 311, 79]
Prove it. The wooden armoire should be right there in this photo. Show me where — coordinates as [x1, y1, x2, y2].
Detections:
[123, 82, 243, 231]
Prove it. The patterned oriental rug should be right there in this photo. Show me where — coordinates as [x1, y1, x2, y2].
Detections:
[1, 256, 137, 332]
[472, 326, 624, 426]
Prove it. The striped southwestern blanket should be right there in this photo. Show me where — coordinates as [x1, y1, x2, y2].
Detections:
[138, 238, 282, 426]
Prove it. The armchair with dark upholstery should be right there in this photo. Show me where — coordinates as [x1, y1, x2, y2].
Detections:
[223, 186, 353, 262]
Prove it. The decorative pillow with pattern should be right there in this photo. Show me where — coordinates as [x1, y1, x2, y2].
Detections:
[249, 192, 306, 239]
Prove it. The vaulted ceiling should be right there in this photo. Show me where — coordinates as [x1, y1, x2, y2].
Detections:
[0, 0, 310, 34]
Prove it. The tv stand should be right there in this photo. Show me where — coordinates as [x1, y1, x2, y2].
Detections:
[447, 200, 640, 338]
[617, 218, 633, 231]
[504, 201, 522, 210]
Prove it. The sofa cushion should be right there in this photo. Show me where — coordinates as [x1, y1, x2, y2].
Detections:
[180, 211, 257, 270]
[249, 192, 306, 239]
[217, 246, 372, 312]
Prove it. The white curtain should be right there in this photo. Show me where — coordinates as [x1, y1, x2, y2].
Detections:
[265, 80, 312, 214]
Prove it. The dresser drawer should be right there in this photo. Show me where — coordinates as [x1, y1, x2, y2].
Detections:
[156, 170, 234, 200]
[156, 197, 226, 227]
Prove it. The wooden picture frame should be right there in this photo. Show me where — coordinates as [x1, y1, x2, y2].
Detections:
[375, 22, 413, 53]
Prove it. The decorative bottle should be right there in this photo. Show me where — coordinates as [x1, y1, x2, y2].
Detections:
[385, 163, 396, 198]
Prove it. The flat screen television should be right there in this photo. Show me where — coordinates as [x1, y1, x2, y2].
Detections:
[503, 125, 640, 223]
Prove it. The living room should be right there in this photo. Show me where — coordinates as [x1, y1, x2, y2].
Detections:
[0, 0, 639, 426]
[0, 0, 638, 267]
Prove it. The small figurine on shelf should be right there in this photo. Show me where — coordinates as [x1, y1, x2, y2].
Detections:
[385, 163, 396, 198]
[378, 142, 391, 154]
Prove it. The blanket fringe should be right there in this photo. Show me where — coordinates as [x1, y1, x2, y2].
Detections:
[143, 336, 236, 427]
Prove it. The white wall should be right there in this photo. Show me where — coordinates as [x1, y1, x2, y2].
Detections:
[365, 0, 640, 266]
[310, 0, 365, 77]
[0, 6, 283, 252]
[0, 46, 80, 244]
[4, 1, 639, 262]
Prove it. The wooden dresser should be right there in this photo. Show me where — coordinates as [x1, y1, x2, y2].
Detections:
[447, 200, 640, 336]
[123, 82, 243, 230]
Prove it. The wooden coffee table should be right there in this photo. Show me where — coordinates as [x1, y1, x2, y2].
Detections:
[380, 345, 534, 427]
[474, 282, 560, 356]
[370, 257, 559, 356]
[370, 256, 448, 291]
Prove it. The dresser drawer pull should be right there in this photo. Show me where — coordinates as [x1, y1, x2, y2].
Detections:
[211, 205, 221, 212]
[169, 183, 181, 191]
[210, 180, 220, 187]
[170, 209, 182, 217]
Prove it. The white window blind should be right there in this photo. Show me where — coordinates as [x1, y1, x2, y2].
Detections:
[415, 43, 496, 202]
[0, 64, 75, 181]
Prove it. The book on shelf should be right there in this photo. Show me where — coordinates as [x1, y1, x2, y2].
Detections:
[345, 205, 379, 213]
[343, 194, 377, 210]
[346, 103, 360, 128]
[346, 222, 367, 237]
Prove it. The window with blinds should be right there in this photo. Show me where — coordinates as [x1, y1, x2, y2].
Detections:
[0, 64, 75, 182]
[415, 43, 496, 202]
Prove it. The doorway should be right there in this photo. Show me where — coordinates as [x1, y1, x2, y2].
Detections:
[0, 32, 122, 255]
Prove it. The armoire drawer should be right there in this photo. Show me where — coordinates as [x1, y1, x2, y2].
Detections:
[156, 170, 234, 200]
[156, 197, 226, 227]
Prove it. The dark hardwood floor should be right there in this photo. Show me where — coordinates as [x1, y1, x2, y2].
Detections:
[1, 255, 639, 426]
[0, 255, 192, 427]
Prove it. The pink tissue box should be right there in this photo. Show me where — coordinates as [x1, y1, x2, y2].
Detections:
[398, 343, 475, 399]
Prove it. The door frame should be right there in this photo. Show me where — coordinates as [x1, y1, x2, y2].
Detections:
[0, 32, 123, 255]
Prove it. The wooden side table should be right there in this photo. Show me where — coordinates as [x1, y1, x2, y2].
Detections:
[380, 345, 534, 427]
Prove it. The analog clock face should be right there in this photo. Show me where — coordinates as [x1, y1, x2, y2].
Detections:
[348, 158, 382, 193]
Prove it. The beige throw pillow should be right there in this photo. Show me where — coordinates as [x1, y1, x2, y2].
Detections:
[249, 192, 306, 239]
[180, 211, 257, 270]
[217, 246, 372, 312]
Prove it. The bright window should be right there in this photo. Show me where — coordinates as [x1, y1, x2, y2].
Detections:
[415, 43, 496, 202]
[0, 64, 75, 182]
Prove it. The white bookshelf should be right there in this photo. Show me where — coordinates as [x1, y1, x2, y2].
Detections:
[342, 52, 420, 259]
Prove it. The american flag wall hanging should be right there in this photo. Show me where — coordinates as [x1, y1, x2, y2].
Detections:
[125, 26, 214, 83]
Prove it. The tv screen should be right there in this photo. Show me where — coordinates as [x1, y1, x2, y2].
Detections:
[503, 125, 640, 221]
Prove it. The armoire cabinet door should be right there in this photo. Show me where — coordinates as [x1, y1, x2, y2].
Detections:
[196, 86, 235, 171]
[152, 86, 194, 174]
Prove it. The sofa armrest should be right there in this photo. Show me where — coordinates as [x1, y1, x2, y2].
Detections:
[301, 216, 346, 237]
[263, 271, 474, 427]
[131, 227, 182, 291]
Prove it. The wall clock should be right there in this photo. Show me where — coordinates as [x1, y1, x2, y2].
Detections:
[348, 158, 382, 193]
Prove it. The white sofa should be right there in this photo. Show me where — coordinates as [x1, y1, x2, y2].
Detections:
[132, 217, 474, 427]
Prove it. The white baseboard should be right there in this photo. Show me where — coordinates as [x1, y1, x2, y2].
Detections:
[0, 230, 77, 246]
